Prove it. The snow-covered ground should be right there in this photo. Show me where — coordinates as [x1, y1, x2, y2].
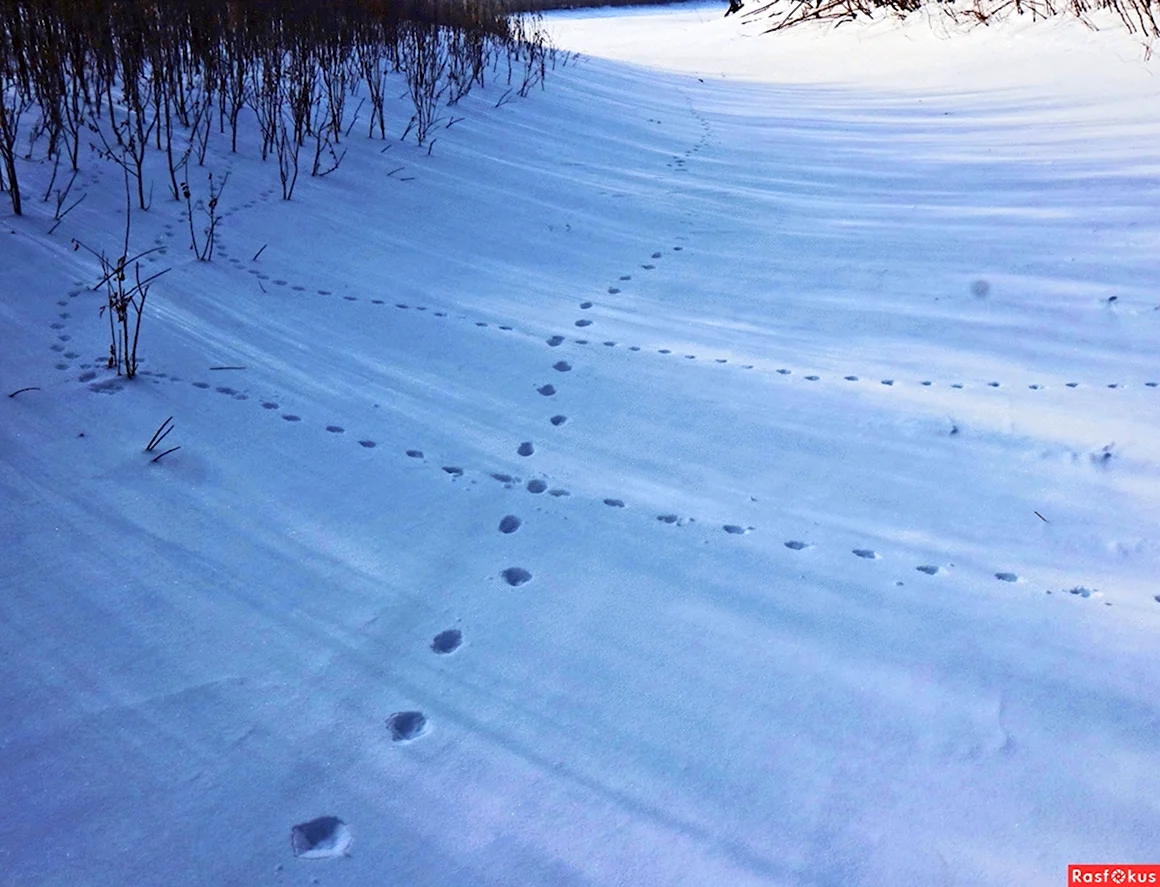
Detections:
[2, 4, 1159, 884]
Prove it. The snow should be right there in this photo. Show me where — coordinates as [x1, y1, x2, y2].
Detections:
[3, 3, 1160, 884]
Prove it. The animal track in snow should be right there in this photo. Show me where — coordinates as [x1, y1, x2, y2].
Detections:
[575, 319, 592, 327]
[853, 549, 879, 559]
[538, 384, 557, 396]
[550, 415, 568, 426]
[553, 361, 572, 372]
[431, 629, 463, 654]
[547, 335, 565, 346]
[327, 425, 344, 433]
[358, 440, 376, 448]
[604, 498, 625, 507]
[580, 301, 593, 309]
[517, 441, 535, 456]
[723, 525, 750, 535]
[995, 572, 1018, 582]
[784, 541, 810, 551]
[443, 466, 464, 477]
[526, 479, 547, 493]
[282, 414, 301, 422]
[501, 567, 532, 586]
[916, 565, 941, 575]
[608, 287, 621, 294]
[499, 515, 522, 533]
[386, 710, 428, 741]
[290, 817, 352, 859]
[406, 449, 423, 458]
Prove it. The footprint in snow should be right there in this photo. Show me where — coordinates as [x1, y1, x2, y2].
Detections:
[538, 384, 556, 396]
[651, 252, 662, 259]
[604, 498, 625, 507]
[642, 264, 655, 270]
[517, 442, 535, 456]
[526, 479, 547, 493]
[290, 816, 352, 859]
[784, 541, 810, 551]
[193, 381, 210, 389]
[995, 572, 1018, 582]
[406, 449, 423, 458]
[431, 629, 463, 654]
[723, 525, 749, 535]
[853, 549, 878, 559]
[619, 275, 632, 281]
[608, 287, 620, 295]
[282, 414, 301, 422]
[547, 336, 565, 347]
[550, 415, 568, 426]
[386, 710, 428, 741]
[443, 466, 463, 477]
[553, 361, 571, 372]
[845, 376, 859, 381]
[657, 514, 679, 524]
[358, 440, 376, 448]
[777, 369, 791, 375]
[499, 515, 522, 533]
[327, 425, 344, 433]
[916, 565, 940, 575]
[575, 319, 592, 327]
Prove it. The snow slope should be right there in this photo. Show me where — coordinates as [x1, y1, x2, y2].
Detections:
[2, 4, 1159, 884]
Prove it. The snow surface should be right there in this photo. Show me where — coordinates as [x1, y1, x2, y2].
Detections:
[2, 4, 1160, 884]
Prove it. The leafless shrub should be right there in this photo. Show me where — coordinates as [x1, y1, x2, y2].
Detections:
[73, 169, 168, 378]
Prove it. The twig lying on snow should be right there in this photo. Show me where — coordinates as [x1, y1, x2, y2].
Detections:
[151, 445, 181, 463]
[8, 386, 41, 398]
